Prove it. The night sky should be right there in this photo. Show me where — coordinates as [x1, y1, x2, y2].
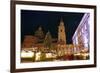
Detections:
[21, 10, 84, 44]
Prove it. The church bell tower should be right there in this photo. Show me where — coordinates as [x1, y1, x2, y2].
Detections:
[58, 18, 66, 44]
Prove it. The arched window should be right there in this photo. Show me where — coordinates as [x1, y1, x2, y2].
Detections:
[60, 29, 62, 32]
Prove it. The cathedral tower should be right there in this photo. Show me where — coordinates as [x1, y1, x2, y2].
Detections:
[58, 18, 66, 44]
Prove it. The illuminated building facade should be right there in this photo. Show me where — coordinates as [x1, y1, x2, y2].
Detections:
[72, 13, 90, 53]
[22, 35, 38, 48]
[58, 18, 66, 44]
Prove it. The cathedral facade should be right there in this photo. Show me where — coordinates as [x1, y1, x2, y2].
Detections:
[22, 18, 67, 49]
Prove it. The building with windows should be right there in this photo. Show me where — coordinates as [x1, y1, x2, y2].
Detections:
[72, 13, 90, 53]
